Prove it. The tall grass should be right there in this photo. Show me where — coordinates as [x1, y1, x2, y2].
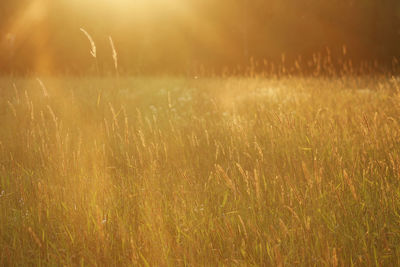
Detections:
[0, 74, 399, 265]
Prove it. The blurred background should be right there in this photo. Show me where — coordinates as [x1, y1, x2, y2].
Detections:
[0, 0, 399, 75]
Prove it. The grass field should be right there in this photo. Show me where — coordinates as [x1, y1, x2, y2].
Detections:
[1, 75, 400, 265]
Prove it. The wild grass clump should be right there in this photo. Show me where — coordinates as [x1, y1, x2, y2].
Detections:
[0, 75, 400, 265]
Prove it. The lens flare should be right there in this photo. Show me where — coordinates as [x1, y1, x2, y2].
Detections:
[4, 0, 52, 73]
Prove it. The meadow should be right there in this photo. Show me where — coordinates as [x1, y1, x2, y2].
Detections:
[0, 74, 400, 265]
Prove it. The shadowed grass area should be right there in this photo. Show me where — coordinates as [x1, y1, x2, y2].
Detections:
[0, 75, 400, 265]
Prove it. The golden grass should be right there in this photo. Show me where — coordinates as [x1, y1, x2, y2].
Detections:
[0, 75, 399, 265]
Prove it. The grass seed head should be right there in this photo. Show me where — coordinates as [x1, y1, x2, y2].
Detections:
[80, 28, 97, 58]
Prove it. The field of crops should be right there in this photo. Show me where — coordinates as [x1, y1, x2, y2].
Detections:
[1, 75, 400, 265]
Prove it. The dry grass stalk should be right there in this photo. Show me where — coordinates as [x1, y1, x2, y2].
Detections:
[109, 36, 118, 71]
[80, 28, 97, 58]
[253, 169, 261, 202]
[27, 227, 42, 248]
[7, 101, 17, 117]
[332, 248, 338, 267]
[236, 163, 250, 195]
[36, 78, 49, 98]
[46, 105, 58, 128]
[216, 164, 236, 195]
[343, 169, 358, 201]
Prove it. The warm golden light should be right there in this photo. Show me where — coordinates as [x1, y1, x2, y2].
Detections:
[4, 0, 52, 73]
[1, 0, 399, 73]
[1, 0, 400, 266]
[69, 0, 187, 16]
